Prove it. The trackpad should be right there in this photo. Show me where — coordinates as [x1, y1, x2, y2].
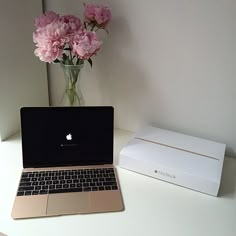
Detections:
[47, 193, 90, 216]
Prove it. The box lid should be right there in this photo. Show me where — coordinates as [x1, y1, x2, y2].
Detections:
[135, 126, 226, 162]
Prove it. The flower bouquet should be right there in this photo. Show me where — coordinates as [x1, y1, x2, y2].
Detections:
[33, 3, 112, 106]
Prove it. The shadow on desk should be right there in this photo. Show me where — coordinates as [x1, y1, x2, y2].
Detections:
[218, 157, 236, 197]
[0, 232, 7, 236]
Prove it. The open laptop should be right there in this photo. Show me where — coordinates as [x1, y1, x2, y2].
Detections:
[11, 106, 124, 219]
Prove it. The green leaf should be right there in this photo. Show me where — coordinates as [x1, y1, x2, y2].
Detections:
[53, 59, 60, 63]
[76, 58, 81, 65]
[84, 22, 87, 30]
[62, 54, 70, 64]
[62, 54, 67, 61]
[87, 58, 93, 68]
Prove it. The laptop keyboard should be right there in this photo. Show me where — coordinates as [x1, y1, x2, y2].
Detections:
[17, 168, 118, 196]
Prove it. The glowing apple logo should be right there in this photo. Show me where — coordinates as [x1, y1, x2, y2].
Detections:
[66, 133, 72, 141]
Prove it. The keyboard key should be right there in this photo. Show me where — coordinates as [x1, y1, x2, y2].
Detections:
[92, 178, 98, 182]
[17, 191, 24, 196]
[22, 173, 29, 178]
[21, 177, 30, 182]
[32, 191, 39, 195]
[39, 190, 48, 195]
[63, 184, 69, 188]
[49, 185, 55, 189]
[65, 188, 82, 193]
[20, 182, 31, 187]
[105, 186, 111, 190]
[83, 187, 91, 192]
[35, 186, 41, 190]
[49, 188, 82, 194]
[18, 186, 34, 191]
[56, 184, 62, 189]
[49, 189, 63, 194]
[25, 191, 32, 195]
[105, 177, 116, 182]
[103, 181, 115, 186]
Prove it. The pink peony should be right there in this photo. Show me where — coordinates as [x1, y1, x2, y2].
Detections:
[34, 11, 59, 28]
[72, 31, 102, 60]
[84, 3, 112, 28]
[33, 21, 70, 62]
[34, 45, 63, 63]
[59, 15, 83, 34]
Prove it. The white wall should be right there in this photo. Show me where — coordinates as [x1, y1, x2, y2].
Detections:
[45, 0, 236, 157]
[0, 0, 49, 141]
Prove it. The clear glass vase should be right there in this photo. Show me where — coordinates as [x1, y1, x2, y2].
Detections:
[61, 63, 85, 106]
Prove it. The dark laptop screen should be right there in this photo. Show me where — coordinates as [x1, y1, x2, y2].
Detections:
[20, 107, 114, 168]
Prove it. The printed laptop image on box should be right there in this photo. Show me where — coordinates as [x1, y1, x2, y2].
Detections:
[11, 106, 124, 219]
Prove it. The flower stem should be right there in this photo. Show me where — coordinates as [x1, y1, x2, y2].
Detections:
[91, 23, 96, 31]
[69, 50, 73, 64]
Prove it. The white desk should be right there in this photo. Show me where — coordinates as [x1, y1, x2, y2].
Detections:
[0, 129, 236, 236]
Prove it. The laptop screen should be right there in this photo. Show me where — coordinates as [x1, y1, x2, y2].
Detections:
[20, 107, 114, 168]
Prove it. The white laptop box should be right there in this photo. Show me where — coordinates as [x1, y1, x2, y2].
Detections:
[119, 126, 226, 196]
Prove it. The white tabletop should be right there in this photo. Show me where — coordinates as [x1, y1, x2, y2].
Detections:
[0, 129, 236, 236]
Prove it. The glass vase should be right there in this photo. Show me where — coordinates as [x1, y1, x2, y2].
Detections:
[61, 63, 85, 106]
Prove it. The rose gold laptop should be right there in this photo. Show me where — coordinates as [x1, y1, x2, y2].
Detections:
[11, 106, 124, 219]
